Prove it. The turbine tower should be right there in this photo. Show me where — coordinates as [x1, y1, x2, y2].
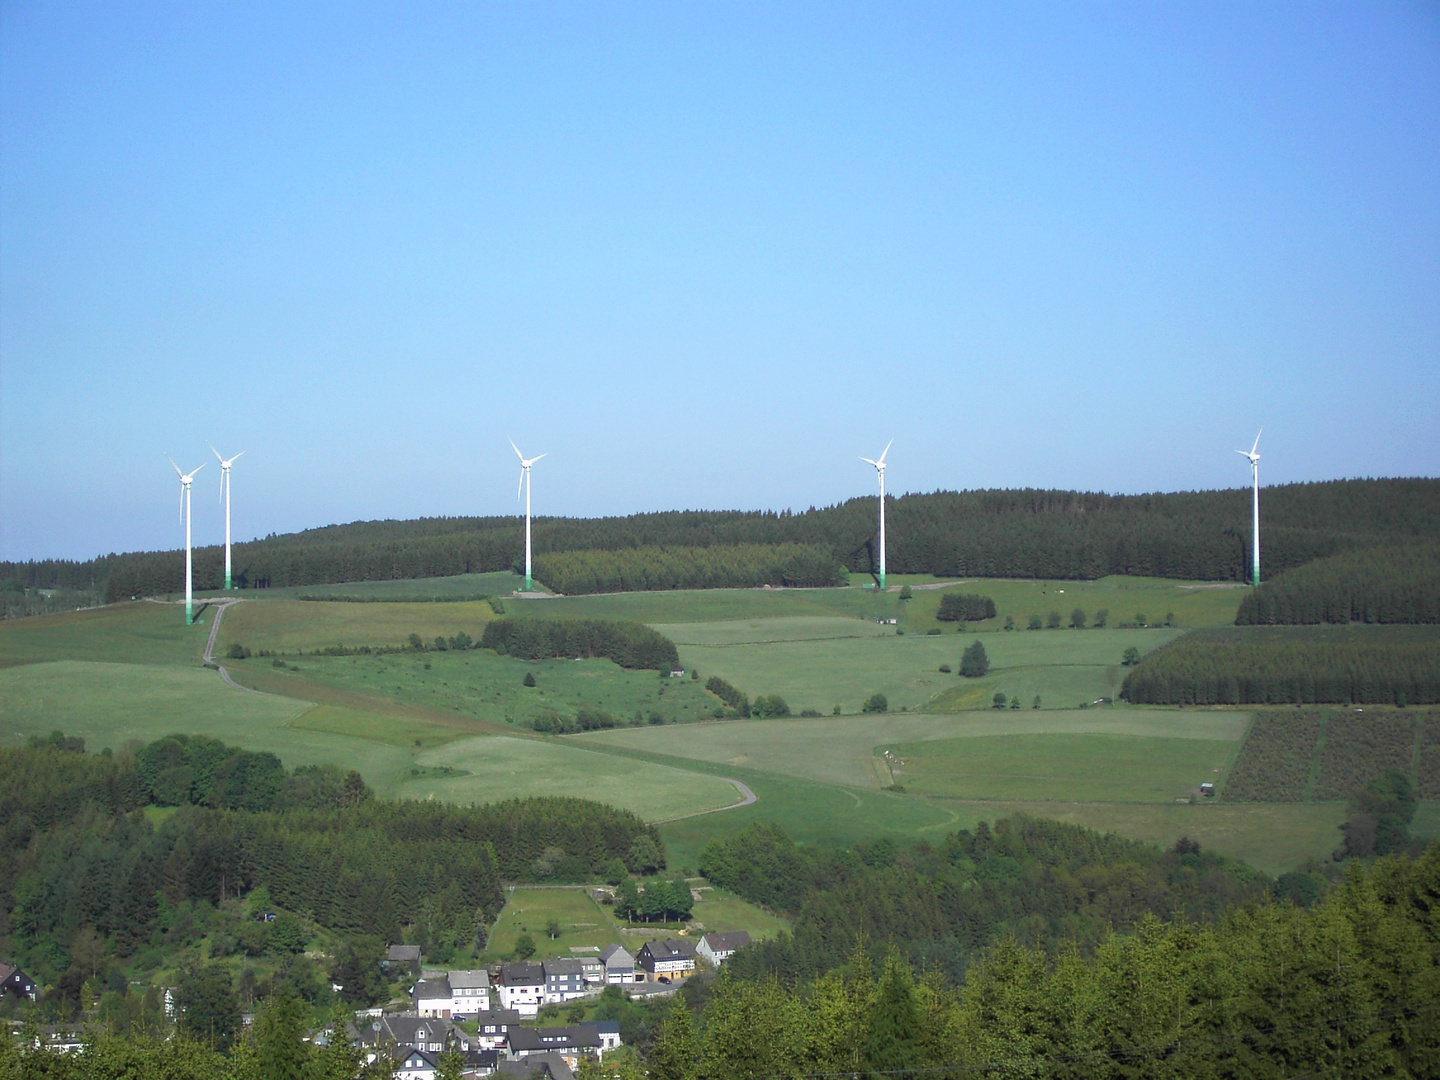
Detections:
[209, 444, 245, 591]
[1236, 430, 1262, 587]
[166, 455, 206, 624]
[859, 440, 894, 591]
[510, 440, 547, 592]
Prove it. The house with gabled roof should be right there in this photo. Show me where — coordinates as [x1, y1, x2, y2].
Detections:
[637, 938, 696, 980]
[497, 961, 545, 1018]
[697, 931, 751, 966]
[599, 944, 637, 984]
[0, 962, 37, 1001]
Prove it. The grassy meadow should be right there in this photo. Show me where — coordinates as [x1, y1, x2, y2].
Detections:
[480, 884, 787, 964]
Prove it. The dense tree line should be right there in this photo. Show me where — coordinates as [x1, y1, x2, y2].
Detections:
[704, 677, 749, 717]
[6, 477, 1437, 600]
[1236, 541, 1440, 625]
[532, 543, 845, 594]
[1120, 626, 1440, 705]
[936, 593, 996, 621]
[701, 817, 1273, 986]
[481, 618, 679, 669]
[0, 740, 664, 991]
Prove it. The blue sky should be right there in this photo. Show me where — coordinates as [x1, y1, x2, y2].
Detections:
[2, 2, 1437, 561]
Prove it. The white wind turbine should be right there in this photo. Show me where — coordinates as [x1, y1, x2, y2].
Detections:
[209, 444, 245, 591]
[166, 455, 206, 624]
[510, 440, 547, 592]
[1236, 429, 1262, 587]
[859, 440, 894, 591]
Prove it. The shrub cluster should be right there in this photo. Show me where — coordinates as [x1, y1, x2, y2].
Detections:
[706, 675, 750, 717]
[480, 617, 679, 670]
[530, 709, 620, 734]
[937, 593, 997, 622]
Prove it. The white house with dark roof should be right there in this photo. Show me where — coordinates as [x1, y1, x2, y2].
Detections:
[697, 931, 752, 966]
[637, 938, 696, 979]
[448, 969, 492, 1014]
[413, 978, 454, 1017]
[472, 1009, 523, 1051]
[497, 962, 545, 1018]
[397, 1047, 439, 1080]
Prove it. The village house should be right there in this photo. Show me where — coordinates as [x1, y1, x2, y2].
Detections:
[497, 1051, 574, 1080]
[505, 1022, 626, 1070]
[448, 969, 492, 1014]
[471, 1009, 523, 1051]
[542, 958, 585, 1003]
[0, 962, 36, 1001]
[384, 944, 423, 976]
[574, 955, 604, 985]
[697, 931, 751, 966]
[598, 944, 637, 984]
[412, 979, 453, 1018]
[496, 961, 545, 1018]
[636, 938, 696, 980]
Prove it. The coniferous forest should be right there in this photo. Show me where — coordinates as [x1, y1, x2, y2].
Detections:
[4, 477, 1437, 599]
[1235, 541, 1440, 625]
[1120, 626, 1440, 705]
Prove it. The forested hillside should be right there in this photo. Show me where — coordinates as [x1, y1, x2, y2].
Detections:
[702, 817, 1272, 986]
[5, 477, 1436, 599]
[1235, 541, 1440, 624]
[0, 738, 664, 991]
[531, 542, 844, 594]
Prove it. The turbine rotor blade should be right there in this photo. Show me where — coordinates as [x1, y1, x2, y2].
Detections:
[859, 457, 877, 467]
[510, 439, 524, 461]
[518, 467, 525, 501]
[877, 439, 893, 465]
[1251, 428, 1262, 455]
[166, 453, 183, 477]
[209, 442, 224, 463]
[530, 453, 547, 465]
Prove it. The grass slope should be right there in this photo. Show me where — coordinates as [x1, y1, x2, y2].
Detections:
[397, 735, 744, 822]
[220, 598, 500, 653]
[0, 602, 208, 668]
[885, 732, 1237, 802]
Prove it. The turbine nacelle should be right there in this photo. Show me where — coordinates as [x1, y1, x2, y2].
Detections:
[860, 439, 894, 476]
[1235, 429, 1262, 466]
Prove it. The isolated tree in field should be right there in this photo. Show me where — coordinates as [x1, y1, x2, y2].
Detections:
[862, 693, 889, 714]
[409, 633, 424, 650]
[1004, 616, 1014, 631]
[1135, 613, 1147, 626]
[1093, 609, 1108, 628]
[1122, 646, 1141, 666]
[1071, 608, 1087, 629]
[960, 641, 990, 678]
[546, 918, 561, 940]
[1032, 695, 1042, 709]
[523, 672, 536, 687]
[1010, 696, 1021, 709]
[992, 692, 1007, 709]
[1027, 614, 1043, 630]
[899, 585, 913, 600]
[1047, 611, 1062, 629]
[513, 933, 536, 960]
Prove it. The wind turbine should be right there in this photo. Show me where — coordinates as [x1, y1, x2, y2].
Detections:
[166, 455, 206, 624]
[510, 440, 547, 592]
[1235, 430, 1262, 587]
[209, 445, 245, 591]
[859, 440, 894, 591]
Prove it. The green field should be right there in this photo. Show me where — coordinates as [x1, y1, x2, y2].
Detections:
[221, 598, 499, 653]
[575, 709, 1246, 790]
[885, 732, 1237, 802]
[234, 647, 718, 728]
[232, 571, 528, 601]
[480, 885, 787, 964]
[397, 735, 744, 821]
[0, 602, 208, 667]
